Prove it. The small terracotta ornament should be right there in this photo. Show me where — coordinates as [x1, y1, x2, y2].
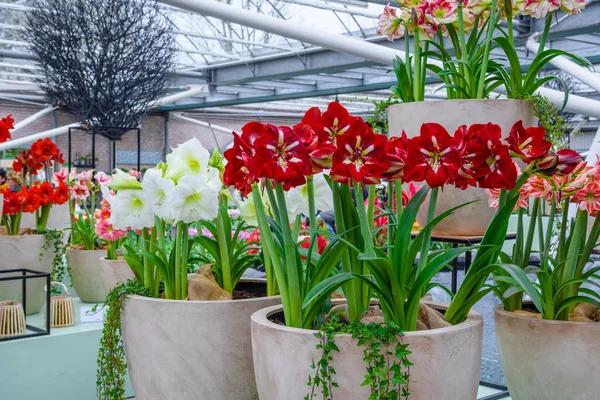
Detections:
[0, 300, 26, 337]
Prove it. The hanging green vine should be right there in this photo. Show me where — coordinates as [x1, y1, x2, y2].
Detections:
[39, 229, 70, 295]
[96, 279, 151, 400]
[525, 94, 573, 150]
[306, 315, 412, 400]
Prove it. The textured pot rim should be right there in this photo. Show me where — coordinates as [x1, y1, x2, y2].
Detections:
[0, 233, 45, 239]
[252, 301, 482, 337]
[388, 98, 527, 109]
[494, 304, 600, 327]
[68, 247, 106, 252]
[127, 279, 279, 306]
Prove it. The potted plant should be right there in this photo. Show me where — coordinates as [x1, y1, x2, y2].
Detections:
[488, 155, 600, 399]
[376, 0, 589, 235]
[96, 140, 280, 400]
[95, 201, 133, 295]
[67, 169, 114, 303]
[0, 134, 70, 314]
[218, 103, 560, 399]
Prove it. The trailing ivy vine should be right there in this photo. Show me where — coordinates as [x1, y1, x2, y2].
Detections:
[96, 279, 151, 400]
[39, 229, 70, 295]
[306, 315, 412, 400]
[526, 94, 572, 150]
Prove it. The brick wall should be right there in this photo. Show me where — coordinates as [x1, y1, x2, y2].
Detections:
[0, 102, 303, 173]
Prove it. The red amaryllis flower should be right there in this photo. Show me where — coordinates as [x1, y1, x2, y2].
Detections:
[452, 125, 492, 189]
[465, 123, 518, 190]
[571, 181, 600, 216]
[223, 122, 267, 195]
[254, 125, 311, 188]
[52, 182, 69, 205]
[507, 121, 552, 163]
[299, 234, 328, 255]
[30, 138, 64, 165]
[0, 115, 14, 143]
[37, 182, 55, 206]
[534, 149, 582, 176]
[246, 229, 261, 254]
[318, 102, 358, 144]
[22, 186, 42, 213]
[2, 190, 24, 215]
[330, 120, 391, 184]
[404, 123, 461, 188]
[382, 132, 408, 181]
[293, 120, 335, 173]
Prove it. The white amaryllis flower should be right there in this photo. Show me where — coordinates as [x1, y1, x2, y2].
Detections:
[234, 189, 271, 226]
[165, 138, 210, 182]
[286, 173, 333, 217]
[109, 189, 154, 230]
[142, 168, 175, 221]
[110, 169, 142, 191]
[171, 172, 221, 223]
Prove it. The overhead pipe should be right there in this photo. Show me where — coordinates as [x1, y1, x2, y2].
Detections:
[11, 105, 58, 133]
[171, 113, 233, 134]
[526, 35, 600, 93]
[0, 85, 213, 151]
[159, 0, 600, 119]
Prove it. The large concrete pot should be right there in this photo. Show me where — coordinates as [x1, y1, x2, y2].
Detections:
[495, 305, 600, 400]
[0, 233, 53, 315]
[122, 280, 281, 400]
[388, 99, 537, 236]
[21, 203, 70, 231]
[252, 302, 483, 400]
[68, 248, 106, 303]
[99, 257, 135, 295]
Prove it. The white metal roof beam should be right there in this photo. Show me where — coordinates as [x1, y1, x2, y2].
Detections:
[276, 0, 379, 18]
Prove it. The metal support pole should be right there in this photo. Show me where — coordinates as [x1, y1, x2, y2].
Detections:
[137, 128, 141, 172]
[163, 112, 170, 161]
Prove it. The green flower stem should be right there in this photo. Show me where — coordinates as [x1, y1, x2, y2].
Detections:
[353, 181, 375, 256]
[251, 184, 290, 319]
[557, 200, 569, 272]
[387, 182, 394, 260]
[151, 221, 161, 298]
[142, 228, 153, 291]
[457, 4, 470, 93]
[395, 180, 403, 227]
[573, 213, 600, 295]
[558, 208, 587, 319]
[514, 207, 524, 267]
[216, 206, 233, 294]
[107, 241, 117, 261]
[366, 184, 376, 231]
[543, 200, 557, 264]
[537, 203, 545, 254]
[262, 234, 276, 296]
[476, 0, 497, 98]
[274, 182, 303, 327]
[504, 0, 514, 45]
[413, 30, 422, 102]
[265, 180, 280, 224]
[174, 222, 183, 299]
[181, 224, 189, 299]
[418, 187, 438, 274]
[522, 198, 540, 270]
[332, 182, 362, 323]
[537, 12, 553, 54]
[292, 214, 302, 243]
[306, 176, 318, 276]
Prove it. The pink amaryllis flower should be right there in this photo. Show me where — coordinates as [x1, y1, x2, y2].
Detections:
[560, 0, 586, 14]
[128, 169, 142, 179]
[95, 171, 111, 186]
[188, 227, 199, 237]
[521, 0, 561, 18]
[425, 0, 458, 25]
[95, 218, 127, 242]
[76, 170, 94, 185]
[377, 4, 405, 40]
[486, 188, 528, 210]
[52, 169, 68, 186]
[71, 184, 90, 201]
[572, 182, 600, 216]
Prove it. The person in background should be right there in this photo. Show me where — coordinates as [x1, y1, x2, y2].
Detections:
[0, 168, 7, 191]
[7, 172, 21, 192]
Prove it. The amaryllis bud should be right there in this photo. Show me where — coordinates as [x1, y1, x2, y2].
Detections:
[534, 153, 558, 174]
[534, 149, 582, 176]
[555, 149, 583, 175]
